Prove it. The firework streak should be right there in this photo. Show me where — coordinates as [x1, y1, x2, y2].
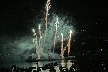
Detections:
[31, 0, 75, 59]
[32, 29, 40, 59]
[45, 0, 51, 31]
[38, 25, 42, 47]
[61, 33, 64, 58]
[68, 30, 72, 56]
[53, 18, 59, 53]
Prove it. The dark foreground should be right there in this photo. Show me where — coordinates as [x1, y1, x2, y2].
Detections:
[0, 55, 108, 72]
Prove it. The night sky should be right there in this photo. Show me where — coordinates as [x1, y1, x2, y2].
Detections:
[0, 0, 108, 60]
[0, 0, 107, 35]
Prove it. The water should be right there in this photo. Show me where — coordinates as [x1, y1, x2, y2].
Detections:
[0, 60, 72, 67]
[0, 60, 74, 71]
[0, 55, 108, 72]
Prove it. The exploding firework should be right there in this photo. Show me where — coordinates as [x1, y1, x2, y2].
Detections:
[32, 0, 75, 60]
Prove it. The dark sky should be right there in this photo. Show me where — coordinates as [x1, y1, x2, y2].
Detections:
[0, 0, 108, 61]
[0, 0, 108, 36]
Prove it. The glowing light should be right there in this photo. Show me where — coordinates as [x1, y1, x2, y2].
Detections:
[31, 0, 75, 59]
[45, 0, 51, 31]
[67, 60, 72, 69]
[32, 29, 35, 33]
[61, 33, 63, 36]
[67, 30, 72, 56]
[101, 49, 102, 51]
[38, 24, 41, 30]
[38, 24, 42, 39]
[70, 30, 72, 34]
[61, 33, 64, 58]
[53, 18, 59, 54]
[32, 27, 40, 59]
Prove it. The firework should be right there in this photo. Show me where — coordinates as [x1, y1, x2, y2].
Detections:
[61, 33, 64, 58]
[32, 29, 40, 59]
[45, 0, 51, 31]
[31, 0, 75, 60]
[38, 25, 42, 46]
[53, 18, 59, 53]
[68, 30, 72, 56]
[61, 60, 66, 67]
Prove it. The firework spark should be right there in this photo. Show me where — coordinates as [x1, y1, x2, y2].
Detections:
[68, 30, 72, 56]
[53, 18, 59, 53]
[32, 29, 40, 59]
[38, 25, 42, 46]
[61, 33, 64, 58]
[32, 0, 75, 59]
[45, 0, 51, 31]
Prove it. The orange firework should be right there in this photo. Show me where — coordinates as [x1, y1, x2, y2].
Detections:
[67, 39, 70, 56]
[45, 0, 50, 31]
[53, 18, 59, 54]
[68, 30, 72, 56]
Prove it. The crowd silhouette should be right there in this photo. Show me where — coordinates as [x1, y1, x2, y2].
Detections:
[0, 62, 77, 72]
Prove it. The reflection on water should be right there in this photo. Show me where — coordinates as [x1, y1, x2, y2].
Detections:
[1, 57, 107, 72]
[0, 59, 77, 72]
[31, 60, 73, 68]
[61, 60, 72, 69]
[61, 60, 66, 67]
[67, 60, 72, 69]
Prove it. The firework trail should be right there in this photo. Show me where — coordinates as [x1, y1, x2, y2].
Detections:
[61, 60, 66, 67]
[32, 29, 37, 46]
[44, 0, 51, 44]
[32, 29, 40, 60]
[67, 30, 72, 56]
[63, 47, 66, 55]
[38, 25, 43, 59]
[38, 25, 42, 47]
[45, 0, 51, 31]
[32, 29, 37, 43]
[53, 18, 59, 53]
[36, 44, 40, 60]
[61, 33, 64, 58]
